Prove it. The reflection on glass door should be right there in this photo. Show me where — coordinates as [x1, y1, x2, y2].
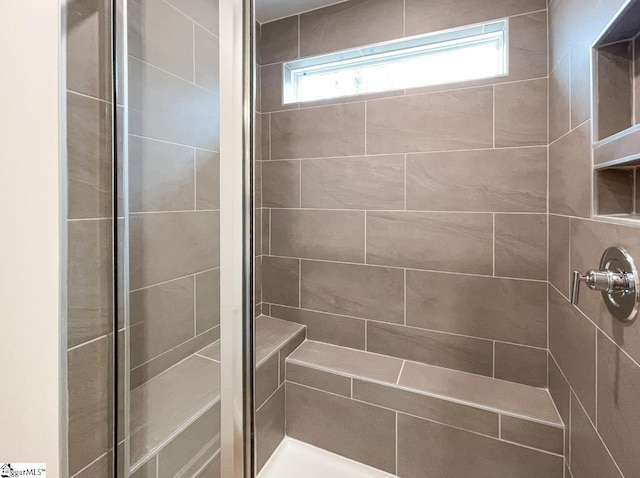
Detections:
[116, 0, 222, 476]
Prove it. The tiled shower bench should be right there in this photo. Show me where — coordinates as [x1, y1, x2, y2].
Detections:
[284, 340, 565, 478]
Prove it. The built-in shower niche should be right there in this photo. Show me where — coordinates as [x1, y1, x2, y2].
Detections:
[593, 0, 640, 221]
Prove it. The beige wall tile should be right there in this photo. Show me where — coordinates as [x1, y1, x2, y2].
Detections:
[129, 0, 194, 81]
[260, 16, 299, 65]
[366, 212, 493, 274]
[367, 87, 494, 154]
[129, 136, 194, 213]
[594, 126, 640, 166]
[596, 168, 634, 215]
[494, 342, 547, 388]
[286, 383, 396, 473]
[261, 63, 298, 112]
[195, 269, 220, 333]
[495, 79, 548, 147]
[301, 260, 404, 323]
[571, 39, 592, 128]
[494, 213, 547, 280]
[129, 211, 219, 289]
[129, 58, 219, 151]
[164, 0, 219, 35]
[353, 380, 499, 437]
[397, 414, 563, 478]
[508, 12, 548, 82]
[301, 155, 405, 210]
[67, 92, 112, 219]
[74, 451, 112, 477]
[548, 214, 571, 297]
[195, 25, 219, 91]
[256, 386, 285, 471]
[67, 0, 112, 100]
[299, 0, 404, 57]
[262, 161, 300, 208]
[286, 362, 352, 397]
[68, 219, 113, 348]
[196, 150, 220, 210]
[262, 256, 300, 307]
[405, 0, 546, 37]
[130, 277, 195, 368]
[550, 52, 571, 143]
[548, 354, 571, 459]
[367, 321, 494, 376]
[407, 270, 547, 347]
[256, 354, 279, 408]
[406, 147, 547, 212]
[596, 42, 632, 140]
[68, 336, 112, 475]
[271, 209, 365, 263]
[549, 286, 597, 421]
[500, 415, 563, 455]
[270, 305, 366, 350]
[596, 331, 640, 478]
[549, 121, 592, 218]
[271, 103, 365, 159]
[570, 392, 624, 478]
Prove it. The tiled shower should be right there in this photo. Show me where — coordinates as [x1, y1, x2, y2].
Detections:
[61, 0, 640, 477]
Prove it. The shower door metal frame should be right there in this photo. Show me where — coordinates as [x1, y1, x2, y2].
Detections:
[112, 0, 255, 475]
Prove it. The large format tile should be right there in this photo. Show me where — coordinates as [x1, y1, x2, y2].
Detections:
[164, 0, 219, 35]
[550, 51, 571, 143]
[195, 269, 220, 334]
[301, 155, 405, 210]
[397, 414, 563, 478]
[406, 147, 547, 212]
[129, 58, 219, 151]
[67, 0, 112, 100]
[260, 16, 298, 65]
[299, 0, 404, 57]
[68, 336, 112, 475]
[549, 286, 597, 421]
[129, 277, 195, 368]
[548, 354, 571, 457]
[494, 342, 547, 388]
[129, 211, 218, 289]
[130, 356, 221, 466]
[270, 305, 366, 350]
[508, 12, 548, 82]
[366, 322, 493, 376]
[262, 161, 300, 208]
[407, 270, 547, 347]
[271, 103, 365, 159]
[366, 211, 493, 274]
[286, 383, 396, 474]
[286, 362, 352, 397]
[271, 209, 365, 263]
[67, 92, 112, 219]
[549, 121, 592, 218]
[255, 315, 305, 365]
[398, 361, 562, 424]
[196, 150, 220, 210]
[256, 354, 279, 408]
[288, 340, 403, 384]
[129, 136, 194, 213]
[405, 0, 546, 36]
[548, 214, 571, 297]
[195, 25, 219, 92]
[157, 404, 220, 478]
[256, 386, 285, 472]
[260, 63, 298, 112]
[570, 392, 623, 478]
[301, 261, 404, 323]
[129, 0, 194, 81]
[494, 213, 547, 280]
[500, 415, 563, 455]
[367, 87, 494, 154]
[67, 219, 113, 348]
[597, 331, 640, 478]
[495, 79, 548, 147]
[353, 380, 499, 437]
[261, 256, 300, 307]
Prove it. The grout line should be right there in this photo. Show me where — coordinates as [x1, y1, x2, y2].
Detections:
[364, 320, 368, 350]
[130, 268, 219, 293]
[492, 341, 496, 377]
[262, 206, 548, 214]
[395, 411, 399, 475]
[493, 84, 496, 148]
[397, 360, 406, 384]
[403, 268, 407, 326]
[364, 101, 368, 155]
[404, 153, 408, 211]
[498, 414, 502, 439]
[492, 213, 496, 276]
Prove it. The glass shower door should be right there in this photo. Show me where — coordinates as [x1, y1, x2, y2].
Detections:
[114, 0, 234, 476]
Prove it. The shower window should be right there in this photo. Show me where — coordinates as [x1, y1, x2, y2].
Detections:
[283, 19, 507, 104]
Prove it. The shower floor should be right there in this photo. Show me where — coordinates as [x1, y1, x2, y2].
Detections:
[258, 438, 396, 478]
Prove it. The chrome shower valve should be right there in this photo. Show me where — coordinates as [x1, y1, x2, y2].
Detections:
[570, 246, 639, 323]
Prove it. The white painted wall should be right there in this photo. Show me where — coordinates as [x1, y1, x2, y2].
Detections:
[0, 1, 64, 476]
